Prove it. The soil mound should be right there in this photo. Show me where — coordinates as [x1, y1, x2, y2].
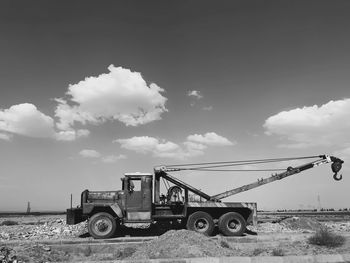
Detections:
[130, 229, 234, 259]
[281, 217, 323, 231]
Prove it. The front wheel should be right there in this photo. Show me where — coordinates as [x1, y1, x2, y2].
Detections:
[218, 212, 246, 236]
[88, 212, 117, 239]
[186, 211, 214, 236]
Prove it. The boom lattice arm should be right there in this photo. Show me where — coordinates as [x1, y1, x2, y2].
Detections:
[210, 155, 343, 201]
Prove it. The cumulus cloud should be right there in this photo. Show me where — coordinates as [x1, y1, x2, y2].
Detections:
[264, 98, 350, 148]
[0, 103, 55, 139]
[115, 132, 234, 159]
[187, 132, 235, 146]
[115, 136, 182, 158]
[0, 103, 89, 141]
[187, 90, 203, 99]
[79, 149, 102, 158]
[55, 129, 90, 141]
[55, 65, 167, 130]
[102, 154, 127, 163]
[79, 149, 127, 163]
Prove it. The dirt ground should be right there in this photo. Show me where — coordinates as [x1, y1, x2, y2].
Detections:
[0, 215, 350, 262]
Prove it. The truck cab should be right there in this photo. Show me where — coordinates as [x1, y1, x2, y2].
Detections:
[122, 173, 153, 222]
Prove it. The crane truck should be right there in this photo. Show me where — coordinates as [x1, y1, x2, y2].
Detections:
[66, 155, 344, 239]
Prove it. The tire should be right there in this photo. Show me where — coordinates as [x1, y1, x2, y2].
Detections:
[88, 212, 117, 239]
[218, 212, 246, 236]
[186, 211, 214, 236]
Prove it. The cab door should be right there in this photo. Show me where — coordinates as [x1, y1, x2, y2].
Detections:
[125, 176, 152, 222]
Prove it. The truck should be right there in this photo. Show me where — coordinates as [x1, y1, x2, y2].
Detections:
[66, 154, 343, 239]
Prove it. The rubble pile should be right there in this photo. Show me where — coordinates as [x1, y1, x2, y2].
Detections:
[0, 244, 70, 262]
[0, 218, 87, 241]
[281, 217, 323, 231]
[252, 217, 350, 233]
[130, 229, 235, 259]
[325, 221, 350, 232]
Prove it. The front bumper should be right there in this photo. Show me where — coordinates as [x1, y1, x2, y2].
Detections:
[66, 208, 84, 225]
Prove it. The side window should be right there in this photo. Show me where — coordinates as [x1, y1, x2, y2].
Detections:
[128, 179, 141, 192]
[132, 179, 141, 191]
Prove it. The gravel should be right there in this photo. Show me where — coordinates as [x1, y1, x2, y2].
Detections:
[130, 229, 236, 259]
[0, 217, 87, 241]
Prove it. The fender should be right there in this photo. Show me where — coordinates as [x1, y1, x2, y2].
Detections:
[110, 203, 123, 218]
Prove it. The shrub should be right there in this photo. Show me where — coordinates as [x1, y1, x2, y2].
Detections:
[116, 247, 136, 259]
[271, 248, 284, 256]
[251, 248, 264, 256]
[308, 227, 345, 248]
[0, 220, 18, 226]
[220, 240, 230, 248]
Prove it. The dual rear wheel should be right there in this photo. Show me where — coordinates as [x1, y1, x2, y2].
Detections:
[186, 211, 246, 236]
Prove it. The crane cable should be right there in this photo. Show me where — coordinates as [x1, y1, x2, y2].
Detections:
[162, 155, 321, 172]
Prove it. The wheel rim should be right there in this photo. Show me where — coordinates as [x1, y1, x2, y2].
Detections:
[194, 218, 209, 232]
[93, 218, 112, 234]
[227, 219, 241, 233]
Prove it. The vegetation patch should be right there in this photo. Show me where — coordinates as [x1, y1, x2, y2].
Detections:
[271, 248, 284, 256]
[251, 248, 265, 256]
[308, 227, 346, 248]
[0, 220, 18, 226]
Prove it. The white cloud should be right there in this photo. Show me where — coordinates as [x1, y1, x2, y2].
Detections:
[115, 132, 234, 159]
[79, 149, 126, 163]
[0, 103, 89, 141]
[55, 65, 168, 130]
[264, 98, 350, 148]
[0, 133, 12, 141]
[102, 154, 127, 163]
[115, 136, 182, 158]
[55, 129, 90, 141]
[187, 90, 203, 99]
[0, 103, 55, 138]
[79, 149, 102, 158]
[187, 132, 235, 146]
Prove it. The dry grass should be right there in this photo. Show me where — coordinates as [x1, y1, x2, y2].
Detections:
[308, 227, 346, 248]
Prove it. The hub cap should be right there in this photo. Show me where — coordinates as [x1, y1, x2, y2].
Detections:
[94, 218, 112, 234]
[228, 219, 241, 232]
[195, 219, 209, 232]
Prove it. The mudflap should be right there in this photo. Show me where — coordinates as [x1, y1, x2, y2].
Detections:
[66, 208, 84, 225]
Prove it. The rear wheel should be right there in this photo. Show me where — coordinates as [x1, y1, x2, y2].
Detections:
[88, 212, 117, 239]
[186, 211, 214, 236]
[218, 212, 246, 236]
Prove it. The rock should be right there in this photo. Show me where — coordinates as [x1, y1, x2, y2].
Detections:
[42, 246, 51, 252]
[52, 228, 61, 234]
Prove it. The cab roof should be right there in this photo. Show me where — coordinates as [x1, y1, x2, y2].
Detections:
[124, 172, 153, 177]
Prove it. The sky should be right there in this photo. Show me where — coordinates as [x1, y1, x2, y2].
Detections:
[0, 0, 349, 211]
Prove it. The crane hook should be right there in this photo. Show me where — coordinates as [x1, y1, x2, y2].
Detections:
[331, 161, 343, 181]
[333, 172, 342, 181]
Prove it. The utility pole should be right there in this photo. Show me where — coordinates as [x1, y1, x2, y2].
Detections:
[26, 202, 31, 214]
[317, 195, 322, 212]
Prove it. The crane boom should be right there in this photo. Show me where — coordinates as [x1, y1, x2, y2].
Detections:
[157, 154, 343, 202]
[210, 155, 343, 200]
